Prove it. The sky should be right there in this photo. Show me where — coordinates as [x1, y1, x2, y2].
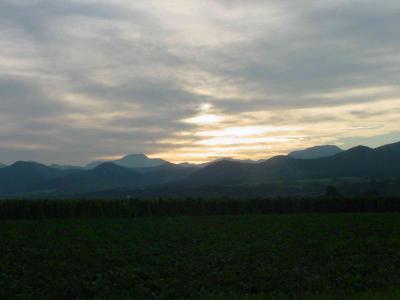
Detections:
[0, 0, 399, 165]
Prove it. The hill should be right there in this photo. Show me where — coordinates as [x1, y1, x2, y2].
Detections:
[0, 161, 67, 196]
[39, 163, 145, 195]
[289, 145, 343, 159]
[85, 154, 168, 169]
[186, 143, 400, 186]
[50, 164, 83, 170]
[33, 162, 198, 197]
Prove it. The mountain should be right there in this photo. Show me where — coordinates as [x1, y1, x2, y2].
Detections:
[185, 160, 255, 186]
[85, 154, 168, 169]
[375, 141, 400, 157]
[178, 162, 199, 168]
[186, 143, 400, 186]
[41, 162, 145, 195]
[1, 141, 400, 198]
[50, 164, 83, 170]
[85, 160, 105, 169]
[114, 154, 168, 168]
[289, 145, 343, 159]
[199, 157, 261, 168]
[0, 161, 67, 196]
[0, 163, 6, 168]
[33, 162, 198, 196]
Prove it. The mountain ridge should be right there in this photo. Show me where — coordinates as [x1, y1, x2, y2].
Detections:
[289, 145, 343, 159]
[85, 153, 169, 169]
[0, 141, 400, 197]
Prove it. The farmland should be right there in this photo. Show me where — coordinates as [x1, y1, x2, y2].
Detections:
[2, 213, 400, 299]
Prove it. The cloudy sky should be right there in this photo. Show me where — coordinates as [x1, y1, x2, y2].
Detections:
[0, 0, 399, 165]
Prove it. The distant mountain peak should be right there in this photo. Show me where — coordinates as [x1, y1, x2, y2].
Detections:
[92, 162, 135, 174]
[341, 145, 374, 156]
[50, 164, 82, 170]
[289, 145, 343, 159]
[10, 161, 45, 168]
[199, 157, 259, 168]
[350, 145, 373, 151]
[86, 153, 169, 169]
[93, 162, 121, 171]
[122, 153, 149, 159]
[375, 141, 400, 154]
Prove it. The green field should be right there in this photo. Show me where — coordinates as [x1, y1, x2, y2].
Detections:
[1, 213, 400, 299]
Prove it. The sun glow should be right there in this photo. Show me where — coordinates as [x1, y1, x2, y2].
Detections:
[198, 136, 294, 146]
[197, 126, 302, 137]
[182, 114, 224, 125]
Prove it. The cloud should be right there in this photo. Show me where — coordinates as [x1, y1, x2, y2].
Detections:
[0, 0, 399, 164]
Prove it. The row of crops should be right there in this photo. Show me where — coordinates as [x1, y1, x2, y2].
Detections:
[1, 196, 400, 219]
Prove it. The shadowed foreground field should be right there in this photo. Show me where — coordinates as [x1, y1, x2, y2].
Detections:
[1, 213, 400, 299]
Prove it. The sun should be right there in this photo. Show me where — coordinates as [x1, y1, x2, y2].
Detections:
[183, 114, 224, 125]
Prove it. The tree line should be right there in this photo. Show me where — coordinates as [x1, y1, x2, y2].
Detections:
[0, 196, 400, 220]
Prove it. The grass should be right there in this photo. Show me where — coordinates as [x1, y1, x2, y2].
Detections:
[1, 213, 400, 299]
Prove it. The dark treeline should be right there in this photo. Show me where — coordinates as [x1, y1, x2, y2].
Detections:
[1, 197, 400, 220]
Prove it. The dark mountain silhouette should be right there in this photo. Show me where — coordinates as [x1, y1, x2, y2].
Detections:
[184, 160, 256, 186]
[289, 145, 343, 159]
[50, 164, 83, 170]
[375, 141, 400, 157]
[133, 162, 197, 180]
[85, 154, 168, 169]
[199, 157, 260, 168]
[0, 141, 400, 198]
[33, 162, 198, 196]
[178, 162, 200, 168]
[0, 161, 66, 195]
[186, 142, 400, 186]
[37, 163, 145, 195]
[115, 154, 168, 168]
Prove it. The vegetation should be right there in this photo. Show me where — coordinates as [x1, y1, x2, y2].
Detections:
[2, 213, 400, 299]
[1, 197, 400, 220]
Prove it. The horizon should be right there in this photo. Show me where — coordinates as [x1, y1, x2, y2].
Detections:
[0, 1, 399, 165]
[1, 140, 399, 166]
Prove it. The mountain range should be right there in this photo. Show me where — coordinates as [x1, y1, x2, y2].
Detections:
[0, 142, 399, 198]
[85, 154, 168, 169]
[288, 145, 343, 159]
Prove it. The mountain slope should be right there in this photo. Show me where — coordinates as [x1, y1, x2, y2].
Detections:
[186, 144, 400, 186]
[184, 160, 257, 185]
[85, 154, 168, 169]
[50, 164, 83, 170]
[0, 162, 67, 196]
[39, 163, 145, 195]
[114, 154, 168, 168]
[375, 141, 400, 157]
[1, 141, 400, 197]
[0, 163, 6, 168]
[289, 145, 343, 159]
[37, 162, 195, 196]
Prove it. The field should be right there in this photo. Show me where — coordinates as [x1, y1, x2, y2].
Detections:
[2, 213, 400, 299]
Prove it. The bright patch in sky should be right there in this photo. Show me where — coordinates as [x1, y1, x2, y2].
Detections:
[183, 114, 225, 125]
[197, 126, 302, 137]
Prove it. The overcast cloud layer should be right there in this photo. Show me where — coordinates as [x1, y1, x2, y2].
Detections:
[0, 0, 399, 164]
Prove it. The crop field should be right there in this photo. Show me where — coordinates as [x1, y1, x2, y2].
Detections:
[1, 213, 400, 299]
